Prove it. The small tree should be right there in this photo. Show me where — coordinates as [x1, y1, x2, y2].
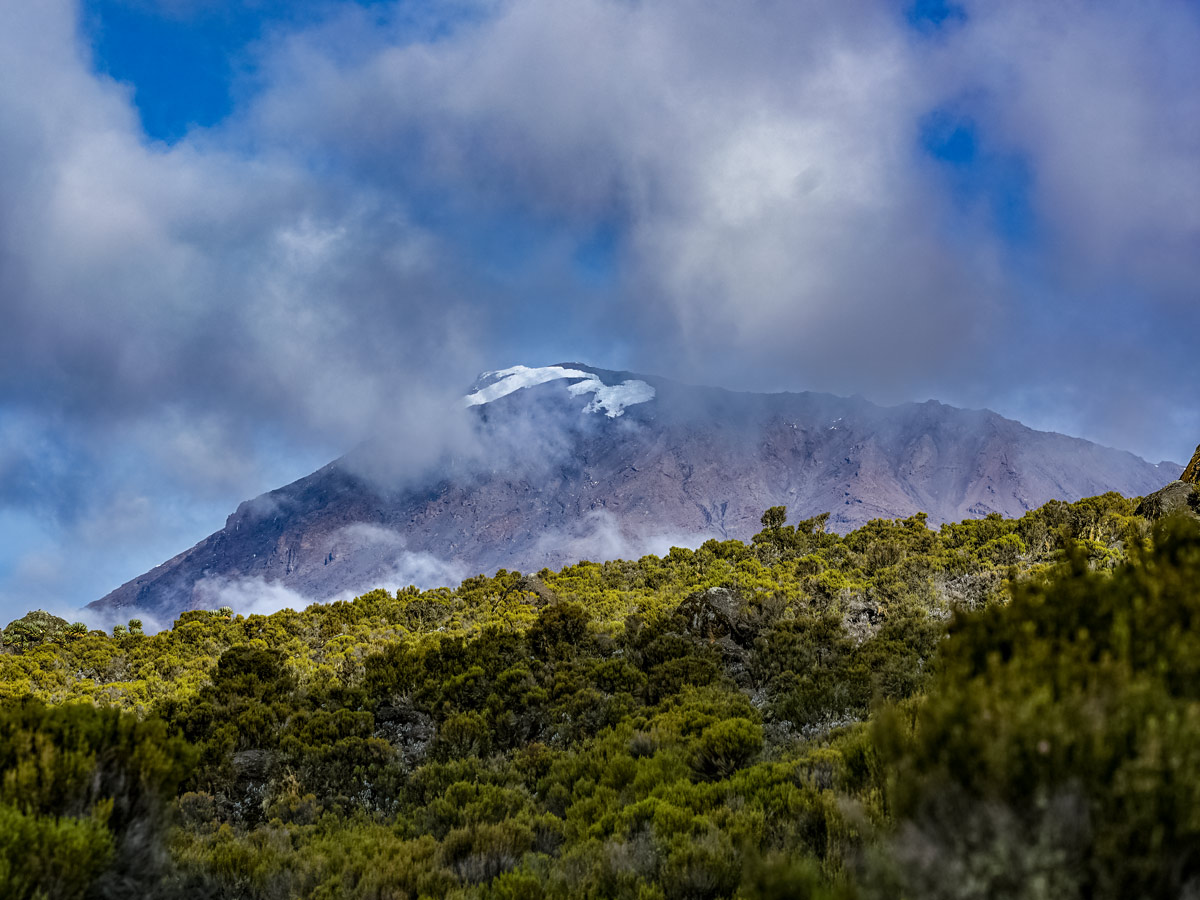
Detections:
[760, 506, 788, 531]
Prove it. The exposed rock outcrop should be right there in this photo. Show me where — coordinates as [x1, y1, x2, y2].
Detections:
[1182, 445, 1200, 485]
[1134, 443, 1200, 520]
[676, 587, 750, 643]
[1135, 481, 1200, 520]
[374, 703, 435, 769]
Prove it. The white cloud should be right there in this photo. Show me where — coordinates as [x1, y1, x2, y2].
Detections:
[531, 509, 719, 566]
[254, 1, 981, 389]
[948, 0, 1200, 300]
[194, 575, 313, 618]
[0, 1, 487, 617]
[333, 523, 469, 592]
[189, 525, 468, 619]
[242, 0, 1199, 455]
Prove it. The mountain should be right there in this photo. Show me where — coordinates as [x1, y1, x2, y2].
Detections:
[90, 364, 1178, 621]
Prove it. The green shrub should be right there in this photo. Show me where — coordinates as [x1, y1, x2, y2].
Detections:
[873, 518, 1200, 898]
[691, 718, 764, 781]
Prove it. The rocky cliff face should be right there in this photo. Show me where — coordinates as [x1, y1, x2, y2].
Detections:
[1134, 443, 1200, 520]
[1134, 481, 1199, 520]
[1182, 445, 1200, 485]
[89, 365, 1179, 622]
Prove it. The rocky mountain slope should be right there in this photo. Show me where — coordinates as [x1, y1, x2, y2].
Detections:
[90, 365, 1178, 621]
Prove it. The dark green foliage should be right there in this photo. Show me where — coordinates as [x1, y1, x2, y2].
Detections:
[872, 516, 1200, 899]
[690, 718, 763, 780]
[753, 508, 836, 563]
[0, 700, 192, 898]
[2, 609, 70, 647]
[527, 602, 590, 659]
[1, 494, 1193, 898]
[0, 802, 112, 900]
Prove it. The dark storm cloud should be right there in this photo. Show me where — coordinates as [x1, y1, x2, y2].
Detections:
[0, 0, 1197, 617]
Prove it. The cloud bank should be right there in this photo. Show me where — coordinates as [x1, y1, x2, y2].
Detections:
[193, 524, 469, 620]
[0, 0, 1197, 619]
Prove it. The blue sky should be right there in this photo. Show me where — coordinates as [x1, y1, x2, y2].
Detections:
[0, 0, 1198, 620]
[81, 0, 404, 141]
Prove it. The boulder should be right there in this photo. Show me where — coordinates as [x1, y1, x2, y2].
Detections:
[374, 702, 435, 768]
[1182, 444, 1200, 485]
[230, 749, 272, 781]
[1135, 481, 1199, 520]
[675, 586, 747, 642]
[516, 574, 558, 607]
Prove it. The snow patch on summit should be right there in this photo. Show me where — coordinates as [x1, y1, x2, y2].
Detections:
[465, 365, 592, 405]
[567, 378, 657, 417]
[465, 365, 655, 418]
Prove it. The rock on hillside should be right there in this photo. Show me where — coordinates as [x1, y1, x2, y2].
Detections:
[89, 364, 1180, 622]
[1134, 443, 1200, 520]
[1134, 481, 1199, 520]
[1182, 445, 1200, 485]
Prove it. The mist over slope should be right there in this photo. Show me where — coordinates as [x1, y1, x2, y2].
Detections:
[90, 365, 1176, 621]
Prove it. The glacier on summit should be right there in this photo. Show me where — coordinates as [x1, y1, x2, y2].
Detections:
[465, 365, 655, 418]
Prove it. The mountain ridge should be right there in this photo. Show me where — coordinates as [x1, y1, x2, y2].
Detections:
[89, 364, 1179, 621]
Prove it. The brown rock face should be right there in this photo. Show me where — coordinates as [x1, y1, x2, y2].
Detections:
[1182, 445, 1200, 485]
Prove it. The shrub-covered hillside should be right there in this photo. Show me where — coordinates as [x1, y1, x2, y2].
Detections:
[2, 492, 1198, 899]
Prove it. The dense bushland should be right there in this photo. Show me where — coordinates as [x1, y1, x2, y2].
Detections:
[2, 491, 1196, 898]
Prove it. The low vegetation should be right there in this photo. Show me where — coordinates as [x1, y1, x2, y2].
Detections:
[2, 491, 1197, 898]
